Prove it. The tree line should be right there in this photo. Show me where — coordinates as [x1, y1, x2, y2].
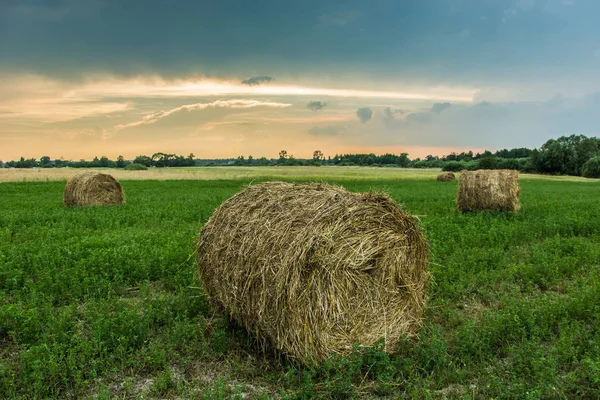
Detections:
[1, 153, 196, 169]
[2, 134, 599, 178]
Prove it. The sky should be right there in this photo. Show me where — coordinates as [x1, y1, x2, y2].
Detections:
[2, 0, 600, 160]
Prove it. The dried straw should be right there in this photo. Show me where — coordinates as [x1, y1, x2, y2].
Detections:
[437, 172, 456, 182]
[197, 181, 429, 364]
[457, 169, 520, 212]
[63, 172, 125, 207]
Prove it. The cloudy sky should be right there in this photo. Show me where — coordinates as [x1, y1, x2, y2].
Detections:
[2, 0, 600, 160]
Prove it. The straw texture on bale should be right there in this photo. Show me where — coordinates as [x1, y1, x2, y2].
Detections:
[437, 172, 456, 182]
[63, 172, 125, 207]
[197, 181, 429, 364]
[457, 169, 520, 212]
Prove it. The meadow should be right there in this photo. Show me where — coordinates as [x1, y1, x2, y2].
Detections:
[1, 168, 599, 399]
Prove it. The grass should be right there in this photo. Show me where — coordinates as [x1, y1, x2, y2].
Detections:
[0, 166, 444, 183]
[1, 174, 599, 398]
[3, 166, 599, 183]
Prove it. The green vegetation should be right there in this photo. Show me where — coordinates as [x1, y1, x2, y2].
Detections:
[1, 177, 599, 398]
[582, 157, 600, 179]
[3, 134, 599, 179]
[124, 163, 149, 171]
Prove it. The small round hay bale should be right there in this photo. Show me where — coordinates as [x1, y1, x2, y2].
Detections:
[457, 169, 520, 212]
[63, 172, 125, 207]
[437, 172, 456, 182]
[197, 181, 429, 364]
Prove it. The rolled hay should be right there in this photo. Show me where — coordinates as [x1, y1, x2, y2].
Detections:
[457, 169, 520, 212]
[197, 181, 429, 364]
[63, 172, 125, 207]
[436, 172, 456, 182]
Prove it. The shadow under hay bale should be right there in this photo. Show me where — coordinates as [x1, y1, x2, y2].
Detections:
[197, 181, 429, 365]
[63, 172, 125, 207]
[457, 169, 520, 212]
[437, 172, 456, 182]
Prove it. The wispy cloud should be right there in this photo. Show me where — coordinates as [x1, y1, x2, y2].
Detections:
[0, 99, 130, 122]
[70, 77, 475, 102]
[113, 99, 292, 131]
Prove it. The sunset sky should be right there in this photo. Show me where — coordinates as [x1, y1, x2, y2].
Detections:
[2, 0, 600, 160]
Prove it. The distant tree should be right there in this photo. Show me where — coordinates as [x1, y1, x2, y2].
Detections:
[533, 138, 575, 174]
[258, 157, 269, 166]
[313, 150, 323, 161]
[99, 156, 114, 168]
[134, 155, 153, 167]
[396, 153, 410, 167]
[186, 153, 195, 166]
[116, 155, 126, 168]
[16, 157, 36, 168]
[39, 156, 51, 167]
[234, 155, 245, 166]
[152, 152, 176, 167]
[530, 134, 600, 175]
[278, 150, 288, 165]
[445, 152, 458, 162]
[474, 150, 493, 159]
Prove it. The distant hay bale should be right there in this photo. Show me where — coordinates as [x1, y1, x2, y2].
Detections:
[437, 172, 456, 182]
[63, 172, 125, 207]
[197, 181, 429, 364]
[457, 169, 520, 212]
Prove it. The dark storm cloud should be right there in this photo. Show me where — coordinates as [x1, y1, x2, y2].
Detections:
[307, 101, 327, 111]
[431, 102, 451, 113]
[356, 107, 372, 123]
[383, 107, 404, 119]
[241, 76, 273, 86]
[372, 94, 600, 150]
[2, 0, 600, 85]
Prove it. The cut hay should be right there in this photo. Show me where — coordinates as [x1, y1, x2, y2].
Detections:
[63, 172, 125, 207]
[437, 172, 456, 182]
[196, 181, 429, 365]
[457, 169, 520, 212]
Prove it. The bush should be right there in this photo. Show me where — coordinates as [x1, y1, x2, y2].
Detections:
[477, 157, 498, 170]
[582, 157, 600, 178]
[442, 161, 463, 172]
[495, 158, 521, 170]
[124, 163, 148, 171]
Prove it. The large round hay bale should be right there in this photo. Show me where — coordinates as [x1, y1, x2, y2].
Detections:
[437, 172, 456, 182]
[63, 172, 125, 207]
[457, 169, 519, 212]
[197, 181, 429, 364]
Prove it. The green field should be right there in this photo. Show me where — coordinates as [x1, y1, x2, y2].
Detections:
[1, 174, 600, 399]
